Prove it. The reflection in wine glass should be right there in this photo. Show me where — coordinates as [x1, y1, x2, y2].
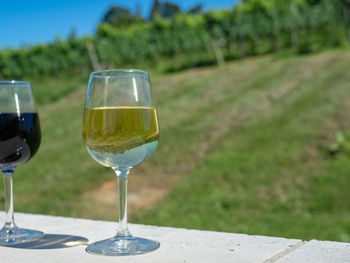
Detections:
[0, 81, 43, 245]
[82, 70, 160, 256]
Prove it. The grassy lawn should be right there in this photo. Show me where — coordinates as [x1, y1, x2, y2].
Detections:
[1, 49, 350, 242]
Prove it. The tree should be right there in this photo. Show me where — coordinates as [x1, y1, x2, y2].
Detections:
[101, 5, 144, 28]
[150, 0, 161, 20]
[341, 0, 350, 41]
[306, 0, 322, 5]
[188, 4, 203, 14]
[102, 6, 130, 24]
[67, 27, 77, 41]
[150, 0, 182, 20]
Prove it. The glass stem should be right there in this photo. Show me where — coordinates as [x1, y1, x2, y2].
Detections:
[113, 167, 131, 237]
[1, 167, 16, 229]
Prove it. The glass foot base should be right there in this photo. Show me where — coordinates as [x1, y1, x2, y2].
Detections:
[0, 227, 44, 246]
[86, 235, 160, 256]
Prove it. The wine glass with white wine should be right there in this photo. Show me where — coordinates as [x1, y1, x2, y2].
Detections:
[82, 70, 160, 256]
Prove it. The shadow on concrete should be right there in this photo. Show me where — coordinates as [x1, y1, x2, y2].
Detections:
[2, 234, 89, 249]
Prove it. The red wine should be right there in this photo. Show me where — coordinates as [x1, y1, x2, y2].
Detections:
[0, 112, 41, 167]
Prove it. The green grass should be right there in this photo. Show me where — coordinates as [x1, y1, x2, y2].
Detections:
[134, 49, 350, 242]
[1, 49, 350, 242]
[27, 72, 89, 105]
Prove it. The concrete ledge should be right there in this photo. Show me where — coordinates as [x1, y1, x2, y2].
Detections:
[274, 240, 350, 263]
[0, 212, 349, 263]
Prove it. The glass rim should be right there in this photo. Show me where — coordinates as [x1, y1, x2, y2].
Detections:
[0, 80, 31, 87]
[90, 69, 149, 79]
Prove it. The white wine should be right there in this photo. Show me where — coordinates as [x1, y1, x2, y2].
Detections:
[82, 106, 159, 168]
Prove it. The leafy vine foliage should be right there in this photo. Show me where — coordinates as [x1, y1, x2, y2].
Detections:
[0, 0, 348, 79]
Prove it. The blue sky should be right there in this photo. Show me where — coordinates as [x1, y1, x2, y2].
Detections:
[0, 0, 239, 49]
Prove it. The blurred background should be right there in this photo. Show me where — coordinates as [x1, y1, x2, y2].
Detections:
[1, 0, 350, 242]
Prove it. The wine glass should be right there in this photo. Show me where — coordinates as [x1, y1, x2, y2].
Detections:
[82, 70, 160, 256]
[0, 81, 43, 245]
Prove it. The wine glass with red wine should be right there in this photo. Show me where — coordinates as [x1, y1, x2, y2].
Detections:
[0, 81, 43, 245]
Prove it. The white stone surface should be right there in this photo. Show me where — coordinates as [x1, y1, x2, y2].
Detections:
[2, 213, 350, 263]
[0, 212, 303, 263]
[274, 240, 350, 263]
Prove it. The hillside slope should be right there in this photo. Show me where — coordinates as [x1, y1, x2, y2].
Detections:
[2, 49, 350, 242]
